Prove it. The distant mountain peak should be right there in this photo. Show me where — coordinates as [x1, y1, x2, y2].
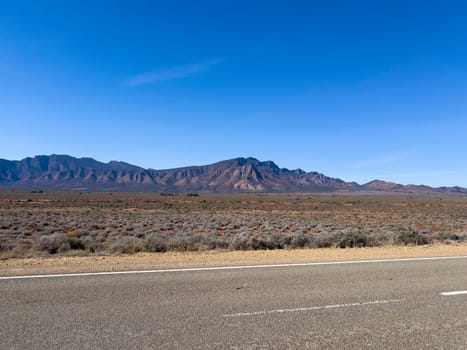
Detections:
[0, 155, 466, 194]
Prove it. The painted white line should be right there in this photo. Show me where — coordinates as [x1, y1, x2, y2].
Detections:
[1, 255, 467, 280]
[441, 290, 467, 296]
[223, 299, 404, 317]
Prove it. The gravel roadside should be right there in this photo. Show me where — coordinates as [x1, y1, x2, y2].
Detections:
[2, 244, 467, 276]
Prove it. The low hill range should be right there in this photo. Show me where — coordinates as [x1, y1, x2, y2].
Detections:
[0, 154, 465, 194]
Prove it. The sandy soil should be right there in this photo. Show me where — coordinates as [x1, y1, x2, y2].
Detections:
[2, 244, 467, 276]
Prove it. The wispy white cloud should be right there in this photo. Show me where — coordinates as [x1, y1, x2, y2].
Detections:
[123, 59, 222, 87]
[352, 154, 407, 169]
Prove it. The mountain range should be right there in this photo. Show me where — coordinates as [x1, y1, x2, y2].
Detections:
[0, 154, 465, 194]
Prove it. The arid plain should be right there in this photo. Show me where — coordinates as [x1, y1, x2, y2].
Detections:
[1, 190, 467, 274]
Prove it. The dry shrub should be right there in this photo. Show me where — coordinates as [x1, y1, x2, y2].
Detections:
[395, 229, 431, 245]
[165, 233, 226, 251]
[36, 233, 66, 254]
[110, 237, 143, 254]
[335, 231, 375, 248]
[437, 231, 467, 242]
[288, 232, 308, 248]
[0, 239, 15, 252]
[308, 230, 392, 248]
[309, 233, 335, 248]
[229, 232, 288, 250]
[144, 233, 167, 252]
[61, 237, 86, 251]
[229, 232, 250, 250]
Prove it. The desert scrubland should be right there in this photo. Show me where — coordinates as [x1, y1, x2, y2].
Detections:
[1, 191, 467, 261]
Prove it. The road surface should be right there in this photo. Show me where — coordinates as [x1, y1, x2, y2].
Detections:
[1, 257, 467, 349]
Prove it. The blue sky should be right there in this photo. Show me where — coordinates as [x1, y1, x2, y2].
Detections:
[1, 1, 467, 187]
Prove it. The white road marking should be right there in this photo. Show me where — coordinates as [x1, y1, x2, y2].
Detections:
[1, 255, 467, 280]
[223, 299, 404, 317]
[440, 290, 467, 296]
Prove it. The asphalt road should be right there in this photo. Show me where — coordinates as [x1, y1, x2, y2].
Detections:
[1, 258, 467, 349]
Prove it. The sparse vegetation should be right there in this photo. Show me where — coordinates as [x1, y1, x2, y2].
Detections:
[0, 191, 466, 258]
